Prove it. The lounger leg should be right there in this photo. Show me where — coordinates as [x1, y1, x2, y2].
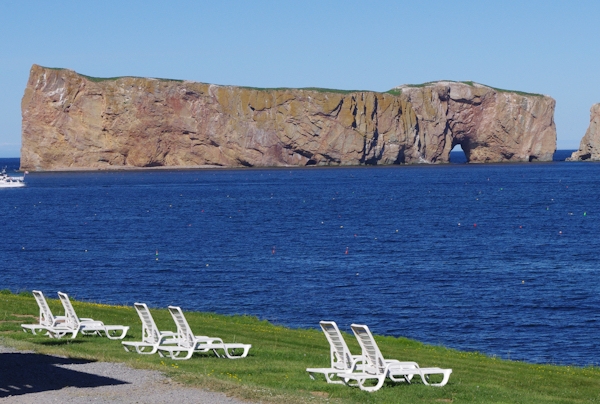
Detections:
[172, 349, 194, 360]
[105, 328, 128, 340]
[420, 371, 451, 387]
[389, 373, 412, 383]
[222, 346, 250, 359]
[324, 373, 347, 385]
[357, 375, 387, 392]
[136, 345, 158, 354]
[48, 329, 78, 339]
[341, 375, 371, 389]
[159, 348, 194, 360]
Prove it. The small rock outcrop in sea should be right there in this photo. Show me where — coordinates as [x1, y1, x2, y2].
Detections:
[21, 65, 557, 171]
[567, 104, 600, 161]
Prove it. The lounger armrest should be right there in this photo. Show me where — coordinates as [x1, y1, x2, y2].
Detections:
[349, 356, 367, 371]
[79, 321, 106, 330]
[335, 371, 373, 380]
[80, 320, 105, 327]
[193, 335, 224, 344]
[386, 360, 419, 368]
[157, 332, 178, 345]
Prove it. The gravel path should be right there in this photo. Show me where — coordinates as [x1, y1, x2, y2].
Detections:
[0, 346, 253, 403]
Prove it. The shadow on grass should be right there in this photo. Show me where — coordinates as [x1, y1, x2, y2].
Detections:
[0, 352, 128, 398]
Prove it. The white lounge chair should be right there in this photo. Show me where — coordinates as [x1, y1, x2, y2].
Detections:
[157, 306, 251, 360]
[336, 324, 452, 392]
[306, 321, 364, 384]
[21, 290, 66, 335]
[44, 292, 129, 340]
[122, 303, 178, 354]
[21, 290, 96, 335]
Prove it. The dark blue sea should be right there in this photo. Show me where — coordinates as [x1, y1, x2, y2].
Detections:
[2, 151, 599, 366]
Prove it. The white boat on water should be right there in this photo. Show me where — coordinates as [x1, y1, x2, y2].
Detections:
[0, 168, 26, 188]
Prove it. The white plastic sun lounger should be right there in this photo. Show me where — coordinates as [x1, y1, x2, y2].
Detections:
[21, 290, 95, 335]
[21, 290, 66, 335]
[156, 306, 251, 360]
[122, 303, 178, 354]
[44, 292, 129, 340]
[336, 324, 452, 392]
[306, 321, 364, 384]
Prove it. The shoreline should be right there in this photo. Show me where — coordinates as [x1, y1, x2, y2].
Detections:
[3, 150, 580, 173]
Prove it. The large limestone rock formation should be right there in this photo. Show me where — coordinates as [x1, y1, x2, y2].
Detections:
[21, 65, 557, 171]
[567, 104, 600, 161]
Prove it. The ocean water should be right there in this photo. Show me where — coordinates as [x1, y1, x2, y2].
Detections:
[2, 151, 599, 366]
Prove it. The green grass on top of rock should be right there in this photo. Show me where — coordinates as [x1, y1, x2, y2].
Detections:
[488, 85, 544, 97]
[384, 89, 402, 96]
[41, 66, 184, 83]
[240, 86, 373, 95]
[39, 66, 544, 97]
[78, 74, 184, 83]
[400, 80, 544, 97]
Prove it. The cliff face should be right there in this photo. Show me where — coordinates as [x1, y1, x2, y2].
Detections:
[21, 65, 557, 171]
[567, 104, 600, 161]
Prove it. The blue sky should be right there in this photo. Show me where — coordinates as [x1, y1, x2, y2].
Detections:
[1, 0, 599, 157]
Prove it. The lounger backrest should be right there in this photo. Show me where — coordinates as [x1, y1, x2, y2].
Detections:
[351, 324, 387, 374]
[168, 306, 195, 348]
[33, 290, 55, 326]
[58, 292, 80, 329]
[134, 303, 160, 344]
[319, 321, 354, 370]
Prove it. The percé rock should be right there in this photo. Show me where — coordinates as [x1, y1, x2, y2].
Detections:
[567, 104, 600, 161]
[21, 65, 557, 171]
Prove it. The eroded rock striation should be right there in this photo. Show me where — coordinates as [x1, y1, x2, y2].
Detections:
[21, 65, 557, 171]
[567, 104, 600, 161]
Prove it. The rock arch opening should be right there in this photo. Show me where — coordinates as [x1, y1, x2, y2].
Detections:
[450, 143, 468, 163]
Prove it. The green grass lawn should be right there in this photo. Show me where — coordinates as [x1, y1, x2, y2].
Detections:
[1, 291, 599, 403]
